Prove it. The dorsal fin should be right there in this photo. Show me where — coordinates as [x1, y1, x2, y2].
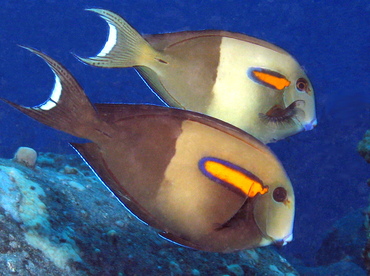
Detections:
[93, 103, 171, 122]
[144, 30, 288, 54]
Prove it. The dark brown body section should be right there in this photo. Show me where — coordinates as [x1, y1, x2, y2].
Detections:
[137, 34, 223, 109]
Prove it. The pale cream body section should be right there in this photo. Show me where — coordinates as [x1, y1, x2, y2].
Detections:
[208, 37, 315, 143]
[155, 120, 294, 245]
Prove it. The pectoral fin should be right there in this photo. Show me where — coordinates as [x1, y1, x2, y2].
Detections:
[259, 100, 305, 127]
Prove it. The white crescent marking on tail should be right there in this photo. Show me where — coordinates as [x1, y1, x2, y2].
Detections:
[39, 75, 62, 110]
[97, 23, 117, 57]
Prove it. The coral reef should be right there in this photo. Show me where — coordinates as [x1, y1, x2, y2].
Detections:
[315, 210, 366, 267]
[358, 130, 370, 164]
[363, 205, 370, 275]
[358, 130, 370, 274]
[13, 147, 37, 168]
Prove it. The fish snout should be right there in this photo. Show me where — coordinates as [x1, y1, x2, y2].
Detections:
[274, 233, 293, 247]
[303, 118, 317, 131]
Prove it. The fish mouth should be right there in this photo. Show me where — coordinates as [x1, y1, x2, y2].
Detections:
[273, 233, 293, 247]
[301, 118, 317, 131]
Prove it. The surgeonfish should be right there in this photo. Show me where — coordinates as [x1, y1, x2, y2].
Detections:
[77, 9, 317, 144]
[3, 47, 295, 252]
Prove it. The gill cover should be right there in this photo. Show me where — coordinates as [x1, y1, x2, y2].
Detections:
[283, 72, 317, 131]
[253, 181, 295, 244]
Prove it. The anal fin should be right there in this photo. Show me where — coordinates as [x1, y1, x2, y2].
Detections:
[70, 142, 163, 229]
[158, 232, 201, 251]
[136, 66, 184, 108]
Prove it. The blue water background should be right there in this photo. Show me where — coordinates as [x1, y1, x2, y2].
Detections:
[1, 0, 369, 265]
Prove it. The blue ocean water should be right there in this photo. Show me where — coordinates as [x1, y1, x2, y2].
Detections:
[1, 0, 369, 269]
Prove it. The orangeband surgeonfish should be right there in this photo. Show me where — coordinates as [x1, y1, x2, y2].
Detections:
[76, 9, 317, 143]
[2, 47, 294, 252]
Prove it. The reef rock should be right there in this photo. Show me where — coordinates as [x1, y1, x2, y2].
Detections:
[358, 130, 370, 164]
[0, 148, 299, 276]
[288, 208, 367, 276]
[13, 147, 37, 168]
[363, 204, 370, 275]
[310, 209, 366, 276]
[358, 130, 370, 274]
[315, 209, 366, 267]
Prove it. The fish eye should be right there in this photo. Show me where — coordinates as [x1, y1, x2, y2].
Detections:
[296, 78, 310, 93]
[273, 187, 287, 202]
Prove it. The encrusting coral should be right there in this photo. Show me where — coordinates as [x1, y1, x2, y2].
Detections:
[13, 147, 37, 168]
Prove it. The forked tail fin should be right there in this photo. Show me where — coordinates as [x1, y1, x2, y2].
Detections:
[2, 46, 100, 139]
[74, 9, 160, 68]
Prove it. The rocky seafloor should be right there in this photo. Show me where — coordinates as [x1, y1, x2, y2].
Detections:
[358, 129, 370, 274]
[0, 140, 368, 276]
